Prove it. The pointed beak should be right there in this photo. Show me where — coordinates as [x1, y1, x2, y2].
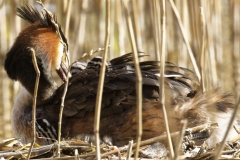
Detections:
[56, 62, 68, 82]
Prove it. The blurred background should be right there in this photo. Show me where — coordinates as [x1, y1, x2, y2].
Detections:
[0, 0, 239, 141]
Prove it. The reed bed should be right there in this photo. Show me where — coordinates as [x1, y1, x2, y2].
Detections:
[0, 0, 239, 159]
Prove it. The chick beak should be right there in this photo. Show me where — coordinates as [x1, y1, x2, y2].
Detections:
[56, 62, 68, 82]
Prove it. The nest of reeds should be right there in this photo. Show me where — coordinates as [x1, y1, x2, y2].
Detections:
[1, 122, 240, 159]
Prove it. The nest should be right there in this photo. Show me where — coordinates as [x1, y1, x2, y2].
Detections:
[1, 122, 240, 159]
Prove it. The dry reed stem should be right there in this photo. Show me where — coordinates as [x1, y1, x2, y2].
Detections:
[98, 1, 105, 50]
[174, 120, 187, 160]
[187, 1, 200, 52]
[26, 48, 40, 160]
[8, 144, 29, 159]
[93, 0, 110, 159]
[126, 140, 133, 160]
[0, 0, 4, 8]
[64, 0, 72, 41]
[33, 158, 78, 160]
[72, 0, 87, 60]
[116, 0, 126, 56]
[74, 149, 78, 160]
[210, 1, 221, 87]
[202, 0, 217, 90]
[168, 0, 201, 82]
[200, 7, 206, 92]
[152, 0, 174, 158]
[158, 0, 175, 159]
[131, 0, 142, 51]
[151, 0, 160, 61]
[37, 1, 70, 157]
[0, 144, 54, 159]
[232, 0, 240, 97]
[109, 1, 115, 59]
[57, 60, 70, 158]
[176, 0, 188, 67]
[215, 98, 240, 159]
[122, 0, 142, 159]
[0, 1, 7, 54]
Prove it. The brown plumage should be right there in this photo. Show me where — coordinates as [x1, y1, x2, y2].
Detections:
[5, 6, 235, 147]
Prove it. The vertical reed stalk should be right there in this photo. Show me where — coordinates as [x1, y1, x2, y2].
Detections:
[26, 48, 40, 160]
[159, 0, 175, 159]
[200, 7, 206, 92]
[122, 0, 142, 159]
[94, 0, 110, 159]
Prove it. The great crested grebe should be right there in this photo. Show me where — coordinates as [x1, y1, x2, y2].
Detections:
[4, 6, 234, 146]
